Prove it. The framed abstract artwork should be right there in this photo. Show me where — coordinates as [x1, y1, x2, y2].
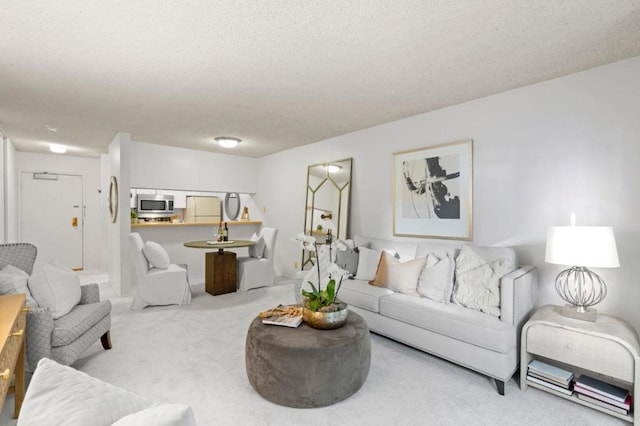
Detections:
[393, 139, 473, 240]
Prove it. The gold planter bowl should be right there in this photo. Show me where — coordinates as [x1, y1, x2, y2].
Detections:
[302, 300, 349, 330]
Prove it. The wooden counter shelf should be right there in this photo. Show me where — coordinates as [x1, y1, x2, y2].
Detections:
[132, 220, 262, 228]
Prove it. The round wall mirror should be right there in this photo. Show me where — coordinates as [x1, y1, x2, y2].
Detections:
[224, 192, 241, 220]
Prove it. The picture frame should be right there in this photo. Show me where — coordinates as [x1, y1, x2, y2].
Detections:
[393, 139, 472, 240]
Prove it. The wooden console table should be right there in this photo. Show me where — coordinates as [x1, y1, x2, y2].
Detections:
[0, 293, 27, 419]
[184, 240, 255, 296]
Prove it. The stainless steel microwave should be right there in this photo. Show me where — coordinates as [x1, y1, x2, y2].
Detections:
[136, 194, 174, 218]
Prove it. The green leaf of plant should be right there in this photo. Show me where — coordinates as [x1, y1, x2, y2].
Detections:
[326, 279, 336, 302]
[309, 299, 320, 311]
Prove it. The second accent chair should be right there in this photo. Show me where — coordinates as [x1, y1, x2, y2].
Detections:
[128, 233, 192, 310]
[237, 227, 278, 292]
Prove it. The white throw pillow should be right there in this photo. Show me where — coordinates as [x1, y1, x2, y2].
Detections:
[354, 247, 381, 281]
[142, 241, 171, 269]
[248, 233, 266, 259]
[452, 246, 510, 317]
[111, 404, 197, 426]
[0, 264, 38, 306]
[17, 358, 152, 426]
[417, 252, 455, 303]
[28, 263, 81, 319]
[369, 251, 426, 296]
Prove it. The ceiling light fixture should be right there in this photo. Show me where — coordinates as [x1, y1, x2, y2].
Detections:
[49, 143, 67, 154]
[215, 137, 241, 148]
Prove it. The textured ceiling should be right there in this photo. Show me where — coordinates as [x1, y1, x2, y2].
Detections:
[1, 1, 639, 158]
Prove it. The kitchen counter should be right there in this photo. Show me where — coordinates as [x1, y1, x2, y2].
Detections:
[131, 220, 262, 228]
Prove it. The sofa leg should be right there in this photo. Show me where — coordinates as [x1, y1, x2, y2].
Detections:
[101, 331, 112, 350]
[495, 379, 505, 395]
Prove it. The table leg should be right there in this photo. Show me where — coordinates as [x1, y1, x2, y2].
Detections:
[205, 251, 237, 295]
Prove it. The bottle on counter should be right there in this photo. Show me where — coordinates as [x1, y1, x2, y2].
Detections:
[216, 221, 224, 242]
[223, 222, 229, 241]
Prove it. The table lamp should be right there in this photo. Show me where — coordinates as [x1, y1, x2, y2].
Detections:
[545, 226, 619, 321]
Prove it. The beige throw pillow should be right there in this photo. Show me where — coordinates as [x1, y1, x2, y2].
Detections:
[369, 251, 426, 296]
[417, 252, 455, 303]
[452, 246, 510, 317]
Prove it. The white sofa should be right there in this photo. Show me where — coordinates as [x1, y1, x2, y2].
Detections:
[337, 236, 538, 395]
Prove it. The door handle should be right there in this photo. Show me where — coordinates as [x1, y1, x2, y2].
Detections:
[72, 217, 78, 227]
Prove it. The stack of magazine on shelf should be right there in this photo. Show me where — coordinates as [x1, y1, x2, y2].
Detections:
[526, 360, 574, 396]
[574, 375, 632, 415]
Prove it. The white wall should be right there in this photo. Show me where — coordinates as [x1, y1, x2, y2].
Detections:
[14, 151, 103, 270]
[130, 141, 259, 193]
[1, 138, 19, 243]
[258, 56, 640, 330]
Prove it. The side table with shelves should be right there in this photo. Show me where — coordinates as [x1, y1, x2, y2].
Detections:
[521, 305, 640, 424]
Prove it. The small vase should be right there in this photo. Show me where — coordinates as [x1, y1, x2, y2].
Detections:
[302, 299, 349, 330]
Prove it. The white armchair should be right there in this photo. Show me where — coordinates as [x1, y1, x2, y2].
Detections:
[237, 227, 278, 292]
[128, 233, 192, 310]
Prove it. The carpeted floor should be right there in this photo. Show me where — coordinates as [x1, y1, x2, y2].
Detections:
[1, 282, 626, 425]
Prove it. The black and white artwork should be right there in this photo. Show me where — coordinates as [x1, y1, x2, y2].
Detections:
[393, 140, 472, 240]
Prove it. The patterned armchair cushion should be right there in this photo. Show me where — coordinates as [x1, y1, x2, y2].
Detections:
[52, 300, 112, 347]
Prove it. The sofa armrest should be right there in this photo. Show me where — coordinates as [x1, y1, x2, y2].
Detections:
[500, 265, 538, 328]
[80, 283, 101, 304]
[26, 307, 54, 372]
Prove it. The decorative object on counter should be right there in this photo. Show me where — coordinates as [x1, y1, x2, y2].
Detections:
[240, 206, 250, 221]
[130, 210, 138, 224]
[296, 233, 350, 329]
[224, 192, 241, 220]
[109, 176, 118, 223]
[223, 222, 229, 241]
[545, 224, 619, 322]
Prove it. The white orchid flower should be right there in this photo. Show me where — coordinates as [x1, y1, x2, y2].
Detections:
[327, 263, 349, 281]
[295, 233, 316, 252]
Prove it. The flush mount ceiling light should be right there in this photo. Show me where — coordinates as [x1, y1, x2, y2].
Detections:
[49, 143, 67, 154]
[215, 137, 241, 148]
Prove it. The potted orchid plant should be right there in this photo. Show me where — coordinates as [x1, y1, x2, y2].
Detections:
[296, 233, 350, 329]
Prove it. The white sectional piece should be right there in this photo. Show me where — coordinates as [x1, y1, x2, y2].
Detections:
[338, 236, 538, 394]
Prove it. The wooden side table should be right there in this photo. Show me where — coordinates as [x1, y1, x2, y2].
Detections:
[0, 293, 27, 419]
[521, 305, 640, 424]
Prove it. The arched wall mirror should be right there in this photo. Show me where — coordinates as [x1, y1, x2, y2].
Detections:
[224, 192, 241, 220]
[302, 158, 352, 269]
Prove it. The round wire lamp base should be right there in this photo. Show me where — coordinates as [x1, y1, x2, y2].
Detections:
[555, 266, 607, 321]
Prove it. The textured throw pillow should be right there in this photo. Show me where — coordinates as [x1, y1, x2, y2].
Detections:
[335, 245, 359, 276]
[17, 358, 152, 426]
[248, 233, 266, 259]
[452, 246, 510, 317]
[27, 263, 81, 319]
[111, 404, 197, 426]
[0, 264, 38, 306]
[354, 247, 381, 281]
[417, 252, 455, 303]
[369, 251, 426, 296]
[142, 241, 171, 269]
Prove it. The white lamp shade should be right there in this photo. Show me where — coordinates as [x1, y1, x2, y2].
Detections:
[545, 226, 619, 268]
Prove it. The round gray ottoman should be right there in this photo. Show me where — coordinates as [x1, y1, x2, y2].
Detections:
[245, 310, 371, 408]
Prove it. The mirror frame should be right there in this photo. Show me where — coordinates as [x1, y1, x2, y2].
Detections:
[302, 158, 352, 269]
[224, 192, 241, 220]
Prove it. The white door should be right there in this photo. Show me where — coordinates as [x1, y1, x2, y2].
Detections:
[20, 172, 84, 270]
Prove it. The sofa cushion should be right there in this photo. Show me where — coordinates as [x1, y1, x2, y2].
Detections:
[17, 358, 151, 426]
[335, 242, 360, 276]
[111, 404, 196, 426]
[338, 278, 394, 313]
[52, 299, 112, 347]
[379, 293, 515, 353]
[28, 263, 82, 319]
[452, 246, 511, 317]
[142, 241, 171, 269]
[417, 251, 455, 303]
[354, 247, 381, 281]
[354, 236, 418, 261]
[369, 251, 425, 296]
